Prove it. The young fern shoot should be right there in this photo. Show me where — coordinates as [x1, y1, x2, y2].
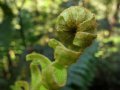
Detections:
[13, 6, 97, 90]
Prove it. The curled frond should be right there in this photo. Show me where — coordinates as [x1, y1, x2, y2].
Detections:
[57, 6, 97, 51]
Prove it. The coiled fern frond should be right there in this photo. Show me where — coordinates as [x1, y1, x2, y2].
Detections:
[12, 6, 97, 90]
[57, 6, 97, 51]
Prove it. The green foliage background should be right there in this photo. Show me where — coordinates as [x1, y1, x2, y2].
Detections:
[0, 0, 120, 90]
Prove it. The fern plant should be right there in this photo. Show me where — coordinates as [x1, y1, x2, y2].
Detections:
[12, 6, 97, 90]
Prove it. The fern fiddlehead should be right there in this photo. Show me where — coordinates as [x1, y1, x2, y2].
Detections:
[13, 6, 97, 90]
[57, 6, 96, 51]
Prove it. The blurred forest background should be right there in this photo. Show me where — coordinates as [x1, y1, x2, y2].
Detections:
[0, 0, 120, 90]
